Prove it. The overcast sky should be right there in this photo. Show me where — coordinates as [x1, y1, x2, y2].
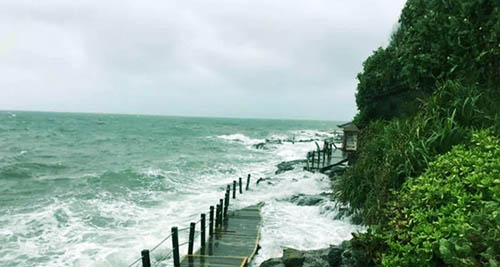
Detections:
[0, 0, 406, 121]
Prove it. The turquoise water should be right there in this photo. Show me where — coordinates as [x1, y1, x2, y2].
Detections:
[0, 111, 360, 266]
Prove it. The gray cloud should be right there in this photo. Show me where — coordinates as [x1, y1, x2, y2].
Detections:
[0, 0, 406, 120]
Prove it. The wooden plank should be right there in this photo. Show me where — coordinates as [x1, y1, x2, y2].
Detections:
[180, 255, 246, 267]
[180, 204, 262, 267]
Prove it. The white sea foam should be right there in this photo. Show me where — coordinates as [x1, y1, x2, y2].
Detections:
[205, 130, 361, 266]
[217, 133, 264, 145]
[1, 127, 357, 267]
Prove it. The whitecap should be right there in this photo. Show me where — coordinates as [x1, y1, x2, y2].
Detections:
[217, 133, 264, 145]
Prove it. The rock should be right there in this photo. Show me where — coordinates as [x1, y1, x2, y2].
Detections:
[283, 248, 305, 267]
[289, 194, 326, 206]
[253, 139, 283, 150]
[259, 240, 375, 267]
[254, 142, 267, 149]
[339, 240, 374, 267]
[275, 160, 306, 174]
[256, 177, 273, 185]
[328, 247, 343, 267]
[261, 258, 285, 267]
[302, 248, 330, 267]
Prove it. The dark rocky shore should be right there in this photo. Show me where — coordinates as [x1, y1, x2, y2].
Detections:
[257, 158, 367, 267]
[260, 239, 373, 267]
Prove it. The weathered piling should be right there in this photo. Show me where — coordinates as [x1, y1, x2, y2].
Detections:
[215, 204, 221, 227]
[233, 180, 236, 199]
[188, 222, 195, 255]
[317, 150, 320, 168]
[141, 250, 151, 267]
[246, 174, 251, 190]
[239, 177, 243, 194]
[224, 192, 229, 219]
[209, 206, 214, 236]
[200, 214, 206, 247]
[306, 152, 310, 171]
[323, 148, 326, 167]
[171, 227, 180, 267]
[311, 151, 316, 171]
[219, 199, 224, 224]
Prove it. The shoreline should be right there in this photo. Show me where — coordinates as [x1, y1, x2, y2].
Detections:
[254, 138, 365, 267]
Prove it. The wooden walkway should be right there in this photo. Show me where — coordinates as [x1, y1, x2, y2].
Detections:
[180, 204, 263, 267]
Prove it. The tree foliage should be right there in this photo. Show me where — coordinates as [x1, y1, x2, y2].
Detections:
[333, 1, 500, 264]
[354, 0, 500, 125]
[381, 131, 500, 266]
[334, 81, 498, 225]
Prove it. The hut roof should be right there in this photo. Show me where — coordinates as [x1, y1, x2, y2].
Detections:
[337, 122, 359, 132]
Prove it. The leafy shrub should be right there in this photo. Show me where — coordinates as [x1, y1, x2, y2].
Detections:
[333, 81, 494, 225]
[336, 0, 500, 265]
[354, 0, 500, 125]
[381, 131, 500, 266]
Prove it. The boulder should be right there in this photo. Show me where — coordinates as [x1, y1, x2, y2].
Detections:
[253, 139, 283, 150]
[256, 177, 273, 185]
[275, 160, 306, 174]
[328, 247, 343, 267]
[289, 194, 325, 206]
[283, 248, 305, 267]
[261, 258, 285, 267]
[258, 240, 374, 267]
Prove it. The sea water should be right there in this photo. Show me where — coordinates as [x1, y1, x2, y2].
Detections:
[0, 111, 362, 267]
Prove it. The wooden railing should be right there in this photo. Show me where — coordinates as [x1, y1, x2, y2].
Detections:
[127, 174, 252, 267]
[305, 139, 340, 172]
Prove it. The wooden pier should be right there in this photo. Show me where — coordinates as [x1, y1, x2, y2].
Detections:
[305, 139, 341, 172]
[181, 204, 262, 267]
[128, 175, 262, 267]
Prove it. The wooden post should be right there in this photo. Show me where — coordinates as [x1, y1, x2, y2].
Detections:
[306, 152, 310, 171]
[311, 152, 315, 170]
[320, 148, 323, 167]
[327, 142, 332, 164]
[219, 199, 224, 223]
[201, 214, 206, 248]
[317, 150, 320, 169]
[141, 250, 151, 267]
[215, 204, 220, 227]
[323, 148, 326, 167]
[224, 192, 229, 219]
[239, 177, 242, 194]
[232, 180, 236, 199]
[171, 227, 180, 267]
[188, 222, 195, 255]
[209, 206, 214, 236]
[317, 150, 320, 168]
[246, 174, 250, 190]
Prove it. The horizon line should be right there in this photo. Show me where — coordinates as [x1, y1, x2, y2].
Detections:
[0, 108, 347, 123]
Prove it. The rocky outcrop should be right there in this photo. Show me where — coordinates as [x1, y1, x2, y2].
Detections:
[256, 177, 274, 185]
[254, 139, 283, 150]
[275, 160, 306, 174]
[259, 240, 374, 267]
[288, 194, 327, 206]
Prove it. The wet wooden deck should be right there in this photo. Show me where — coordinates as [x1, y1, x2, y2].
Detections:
[180, 204, 262, 267]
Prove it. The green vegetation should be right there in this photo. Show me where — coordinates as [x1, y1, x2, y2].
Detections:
[332, 0, 500, 265]
[383, 131, 500, 266]
[355, 0, 500, 125]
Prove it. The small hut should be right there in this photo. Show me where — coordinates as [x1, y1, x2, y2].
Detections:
[338, 122, 359, 152]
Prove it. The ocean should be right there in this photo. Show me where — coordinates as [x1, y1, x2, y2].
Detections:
[0, 111, 362, 267]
